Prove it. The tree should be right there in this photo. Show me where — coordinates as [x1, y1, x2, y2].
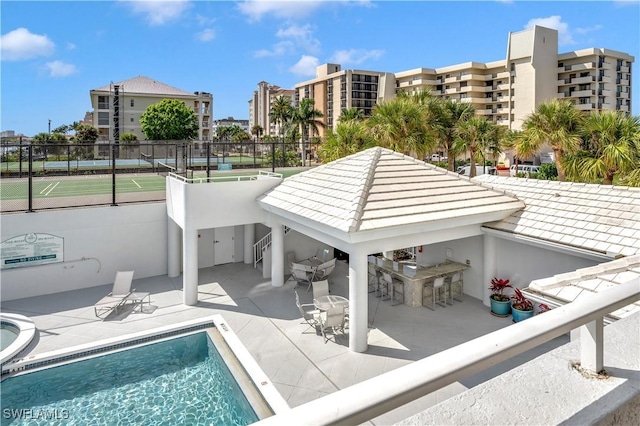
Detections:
[318, 120, 375, 162]
[251, 125, 263, 141]
[431, 99, 476, 171]
[140, 99, 198, 140]
[120, 133, 139, 159]
[454, 116, 500, 177]
[293, 98, 324, 166]
[270, 95, 294, 167]
[339, 108, 364, 123]
[518, 99, 583, 181]
[564, 111, 639, 185]
[32, 132, 67, 158]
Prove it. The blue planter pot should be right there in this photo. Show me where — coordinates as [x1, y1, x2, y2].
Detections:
[490, 297, 511, 317]
[512, 306, 534, 322]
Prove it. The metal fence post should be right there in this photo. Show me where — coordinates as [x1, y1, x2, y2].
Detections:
[27, 145, 34, 212]
[111, 142, 117, 206]
[206, 141, 211, 179]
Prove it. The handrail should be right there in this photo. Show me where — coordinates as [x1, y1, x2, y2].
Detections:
[169, 170, 282, 184]
[253, 226, 290, 268]
[255, 279, 640, 426]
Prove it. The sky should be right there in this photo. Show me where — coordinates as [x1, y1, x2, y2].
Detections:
[1, 0, 639, 137]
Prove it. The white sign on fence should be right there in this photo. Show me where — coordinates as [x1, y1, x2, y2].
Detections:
[1, 233, 64, 269]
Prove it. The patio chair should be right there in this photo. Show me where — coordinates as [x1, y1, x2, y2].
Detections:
[291, 262, 315, 292]
[314, 258, 336, 281]
[312, 280, 330, 300]
[319, 305, 346, 343]
[368, 263, 381, 294]
[423, 276, 448, 310]
[94, 270, 135, 319]
[315, 248, 331, 262]
[295, 290, 321, 332]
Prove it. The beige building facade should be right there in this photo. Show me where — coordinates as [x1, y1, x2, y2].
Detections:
[89, 76, 213, 142]
[394, 26, 633, 130]
[294, 64, 397, 137]
[248, 82, 295, 138]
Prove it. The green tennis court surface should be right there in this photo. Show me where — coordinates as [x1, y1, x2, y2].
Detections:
[0, 175, 166, 200]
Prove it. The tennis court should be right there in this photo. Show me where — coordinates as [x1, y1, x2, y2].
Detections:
[0, 175, 166, 200]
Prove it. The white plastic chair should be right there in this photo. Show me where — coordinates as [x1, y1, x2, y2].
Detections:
[381, 272, 404, 306]
[446, 272, 464, 302]
[291, 263, 315, 292]
[319, 305, 345, 343]
[295, 290, 320, 332]
[314, 258, 336, 281]
[312, 280, 330, 300]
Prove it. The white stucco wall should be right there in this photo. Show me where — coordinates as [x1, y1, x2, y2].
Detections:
[496, 239, 599, 290]
[1, 203, 168, 301]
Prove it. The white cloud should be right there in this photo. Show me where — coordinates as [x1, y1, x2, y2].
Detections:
[525, 16, 573, 45]
[196, 28, 216, 42]
[330, 48, 384, 65]
[121, 0, 191, 26]
[289, 55, 318, 76]
[575, 24, 603, 35]
[276, 23, 320, 53]
[1, 28, 55, 61]
[45, 60, 77, 77]
[237, 0, 324, 22]
[254, 40, 295, 57]
[195, 14, 215, 25]
[66, 42, 77, 50]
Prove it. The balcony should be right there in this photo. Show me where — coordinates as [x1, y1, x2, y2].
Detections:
[572, 76, 595, 85]
[496, 107, 511, 114]
[601, 62, 614, 70]
[495, 83, 510, 91]
[598, 76, 612, 83]
[618, 65, 630, 73]
[618, 105, 629, 112]
[618, 92, 629, 99]
[571, 89, 595, 98]
[576, 103, 595, 111]
[557, 78, 571, 86]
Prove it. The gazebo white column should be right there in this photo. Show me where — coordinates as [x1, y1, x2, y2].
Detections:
[167, 218, 181, 278]
[243, 223, 255, 265]
[270, 223, 285, 287]
[483, 234, 497, 306]
[183, 228, 199, 305]
[349, 246, 368, 352]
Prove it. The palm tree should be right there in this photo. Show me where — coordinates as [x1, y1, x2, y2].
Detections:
[251, 124, 263, 141]
[431, 100, 476, 171]
[270, 95, 294, 167]
[564, 111, 639, 185]
[454, 116, 499, 177]
[366, 96, 437, 158]
[318, 120, 375, 162]
[339, 108, 364, 123]
[293, 98, 324, 166]
[518, 99, 583, 181]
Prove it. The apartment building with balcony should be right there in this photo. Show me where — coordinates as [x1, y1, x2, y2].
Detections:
[293, 64, 396, 137]
[248, 81, 296, 138]
[394, 26, 633, 130]
[89, 76, 213, 144]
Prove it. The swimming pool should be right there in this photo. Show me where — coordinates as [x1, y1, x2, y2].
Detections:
[0, 316, 288, 425]
[0, 325, 18, 352]
[0, 314, 36, 366]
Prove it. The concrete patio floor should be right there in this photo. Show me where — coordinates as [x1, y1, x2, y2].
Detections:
[1, 259, 568, 425]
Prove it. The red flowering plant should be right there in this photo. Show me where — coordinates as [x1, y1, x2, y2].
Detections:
[511, 288, 534, 311]
[489, 277, 512, 302]
[537, 303, 551, 314]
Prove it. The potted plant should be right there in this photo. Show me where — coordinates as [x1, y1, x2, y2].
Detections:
[489, 277, 512, 317]
[511, 288, 534, 322]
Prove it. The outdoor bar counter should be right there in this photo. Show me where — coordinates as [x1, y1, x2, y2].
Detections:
[374, 258, 469, 307]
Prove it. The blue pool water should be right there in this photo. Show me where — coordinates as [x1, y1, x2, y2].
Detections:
[0, 332, 258, 425]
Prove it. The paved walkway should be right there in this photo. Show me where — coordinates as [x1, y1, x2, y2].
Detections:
[1, 260, 567, 424]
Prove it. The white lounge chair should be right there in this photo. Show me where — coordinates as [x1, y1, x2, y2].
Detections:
[295, 291, 321, 333]
[94, 271, 135, 319]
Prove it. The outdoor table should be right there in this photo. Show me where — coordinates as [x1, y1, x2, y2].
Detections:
[314, 295, 349, 311]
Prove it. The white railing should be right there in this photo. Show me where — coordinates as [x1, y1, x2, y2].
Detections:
[169, 170, 282, 184]
[253, 226, 290, 268]
[255, 279, 640, 426]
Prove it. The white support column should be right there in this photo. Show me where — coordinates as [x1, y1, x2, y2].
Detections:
[167, 218, 181, 278]
[183, 228, 199, 306]
[580, 318, 604, 373]
[244, 223, 255, 265]
[349, 246, 368, 353]
[270, 223, 285, 287]
[483, 234, 497, 307]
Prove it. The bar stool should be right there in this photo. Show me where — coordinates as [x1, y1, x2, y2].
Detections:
[368, 263, 380, 294]
[423, 276, 447, 310]
[447, 272, 464, 302]
[381, 272, 404, 306]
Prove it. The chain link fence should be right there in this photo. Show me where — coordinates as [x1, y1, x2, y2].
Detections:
[1, 139, 320, 213]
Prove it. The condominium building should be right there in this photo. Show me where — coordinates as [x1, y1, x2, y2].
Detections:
[294, 64, 397, 138]
[89, 76, 213, 142]
[248, 81, 296, 137]
[212, 117, 250, 137]
[394, 26, 633, 130]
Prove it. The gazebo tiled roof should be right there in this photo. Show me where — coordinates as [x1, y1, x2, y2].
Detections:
[475, 175, 640, 258]
[258, 148, 524, 234]
[92, 76, 194, 97]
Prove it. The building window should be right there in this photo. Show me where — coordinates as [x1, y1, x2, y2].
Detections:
[98, 112, 109, 126]
[98, 96, 109, 110]
[130, 117, 134, 123]
[130, 99, 134, 107]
